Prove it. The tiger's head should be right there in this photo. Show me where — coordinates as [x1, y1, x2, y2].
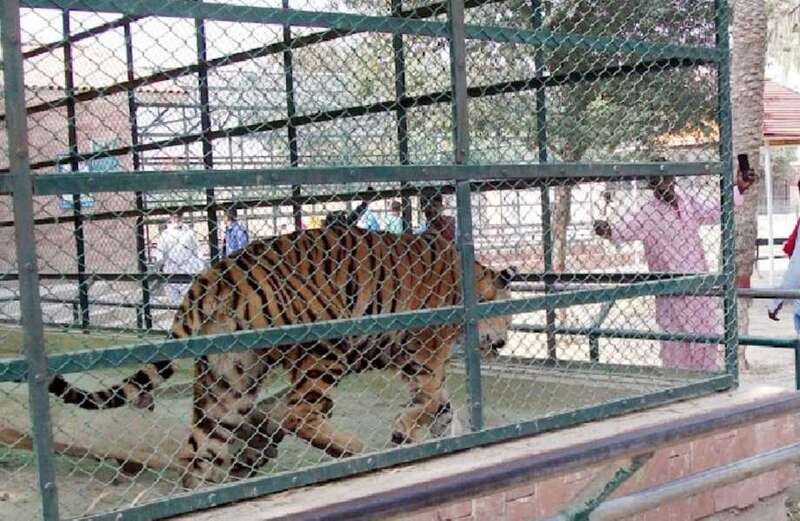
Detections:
[474, 264, 516, 355]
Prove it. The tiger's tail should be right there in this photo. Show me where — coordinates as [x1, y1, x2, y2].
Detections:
[47, 295, 197, 410]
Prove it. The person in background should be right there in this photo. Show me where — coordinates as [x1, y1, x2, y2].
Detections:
[152, 210, 204, 306]
[358, 200, 381, 231]
[222, 207, 249, 256]
[593, 163, 754, 371]
[415, 193, 457, 242]
[385, 200, 404, 235]
[767, 246, 800, 335]
[780, 179, 800, 258]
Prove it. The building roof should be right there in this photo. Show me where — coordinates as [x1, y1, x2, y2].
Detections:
[763, 80, 800, 146]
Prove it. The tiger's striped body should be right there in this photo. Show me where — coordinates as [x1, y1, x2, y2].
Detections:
[49, 227, 512, 487]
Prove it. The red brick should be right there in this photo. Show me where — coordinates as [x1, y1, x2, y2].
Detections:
[534, 476, 570, 519]
[661, 497, 691, 521]
[757, 470, 782, 499]
[399, 512, 438, 521]
[776, 415, 796, 445]
[689, 490, 715, 519]
[643, 450, 671, 488]
[641, 504, 667, 521]
[505, 497, 536, 521]
[473, 494, 505, 521]
[505, 483, 535, 501]
[690, 435, 720, 474]
[665, 448, 690, 482]
[436, 501, 473, 520]
[777, 463, 798, 490]
[754, 419, 780, 452]
[735, 476, 760, 509]
[712, 483, 739, 512]
[733, 426, 756, 460]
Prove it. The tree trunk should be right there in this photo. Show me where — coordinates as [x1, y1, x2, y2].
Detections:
[731, 0, 767, 369]
[552, 185, 573, 272]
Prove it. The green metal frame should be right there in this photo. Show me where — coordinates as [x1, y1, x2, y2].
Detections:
[0, 1, 739, 520]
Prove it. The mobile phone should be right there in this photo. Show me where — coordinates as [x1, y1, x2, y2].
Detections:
[737, 153, 753, 181]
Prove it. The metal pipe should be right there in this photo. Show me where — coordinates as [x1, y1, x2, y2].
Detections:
[392, 0, 412, 231]
[582, 442, 800, 521]
[1, 0, 61, 517]
[124, 21, 154, 330]
[7, 58, 708, 174]
[63, 10, 91, 332]
[195, 16, 220, 260]
[765, 144, 775, 285]
[282, 0, 303, 231]
[715, 0, 737, 381]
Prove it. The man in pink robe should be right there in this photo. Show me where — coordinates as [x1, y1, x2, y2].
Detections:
[593, 169, 753, 371]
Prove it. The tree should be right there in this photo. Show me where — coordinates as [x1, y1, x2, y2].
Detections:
[732, 0, 767, 369]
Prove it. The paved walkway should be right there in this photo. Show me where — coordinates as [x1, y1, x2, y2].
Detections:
[740, 259, 799, 390]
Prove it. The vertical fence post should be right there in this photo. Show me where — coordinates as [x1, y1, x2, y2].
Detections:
[530, 0, 556, 361]
[715, 0, 739, 382]
[282, 0, 303, 231]
[195, 15, 220, 260]
[392, 0, 413, 230]
[2, 1, 61, 518]
[62, 11, 90, 332]
[124, 22, 153, 330]
[448, 0, 482, 431]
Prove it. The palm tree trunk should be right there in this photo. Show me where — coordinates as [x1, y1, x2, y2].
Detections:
[731, 0, 767, 369]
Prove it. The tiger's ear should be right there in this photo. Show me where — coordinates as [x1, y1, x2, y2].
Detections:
[495, 267, 517, 289]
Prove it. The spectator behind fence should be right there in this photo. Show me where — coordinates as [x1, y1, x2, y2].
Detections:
[385, 200, 404, 235]
[593, 164, 754, 371]
[152, 210, 205, 306]
[223, 207, 249, 256]
[415, 194, 457, 242]
[768, 180, 800, 334]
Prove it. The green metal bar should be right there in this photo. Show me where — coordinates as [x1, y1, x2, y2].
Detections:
[0, 275, 724, 382]
[479, 274, 726, 318]
[449, 0, 482, 432]
[10, 162, 720, 196]
[462, 25, 722, 61]
[7, 56, 703, 165]
[195, 16, 220, 261]
[589, 300, 615, 363]
[62, 10, 90, 332]
[795, 340, 800, 391]
[19, 0, 723, 63]
[568, 454, 651, 521]
[123, 22, 154, 331]
[392, 0, 413, 231]
[281, 0, 303, 231]
[715, 0, 738, 384]
[75, 376, 733, 521]
[1, 0, 61, 518]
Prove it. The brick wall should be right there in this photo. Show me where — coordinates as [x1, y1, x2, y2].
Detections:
[391, 415, 798, 521]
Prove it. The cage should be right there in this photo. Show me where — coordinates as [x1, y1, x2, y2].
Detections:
[0, 0, 737, 519]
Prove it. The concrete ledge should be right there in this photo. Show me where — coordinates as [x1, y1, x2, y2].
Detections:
[170, 386, 800, 521]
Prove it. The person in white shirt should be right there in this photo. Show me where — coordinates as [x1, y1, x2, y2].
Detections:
[767, 245, 800, 335]
[152, 211, 204, 306]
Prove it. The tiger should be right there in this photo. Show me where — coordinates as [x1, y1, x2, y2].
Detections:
[48, 226, 514, 487]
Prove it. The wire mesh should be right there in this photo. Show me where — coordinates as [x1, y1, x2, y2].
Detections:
[0, 0, 734, 519]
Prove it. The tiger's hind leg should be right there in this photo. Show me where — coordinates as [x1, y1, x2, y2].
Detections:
[281, 343, 365, 458]
[391, 333, 453, 445]
[180, 351, 270, 488]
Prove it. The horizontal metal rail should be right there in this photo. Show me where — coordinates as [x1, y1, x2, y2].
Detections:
[1, 0, 496, 122]
[19, 0, 719, 61]
[582, 442, 800, 521]
[2, 56, 708, 173]
[0, 275, 722, 382]
[21, 15, 141, 59]
[259, 393, 800, 521]
[77, 376, 735, 521]
[0, 162, 719, 195]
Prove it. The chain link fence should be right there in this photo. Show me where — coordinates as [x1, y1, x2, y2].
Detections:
[0, 0, 736, 519]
